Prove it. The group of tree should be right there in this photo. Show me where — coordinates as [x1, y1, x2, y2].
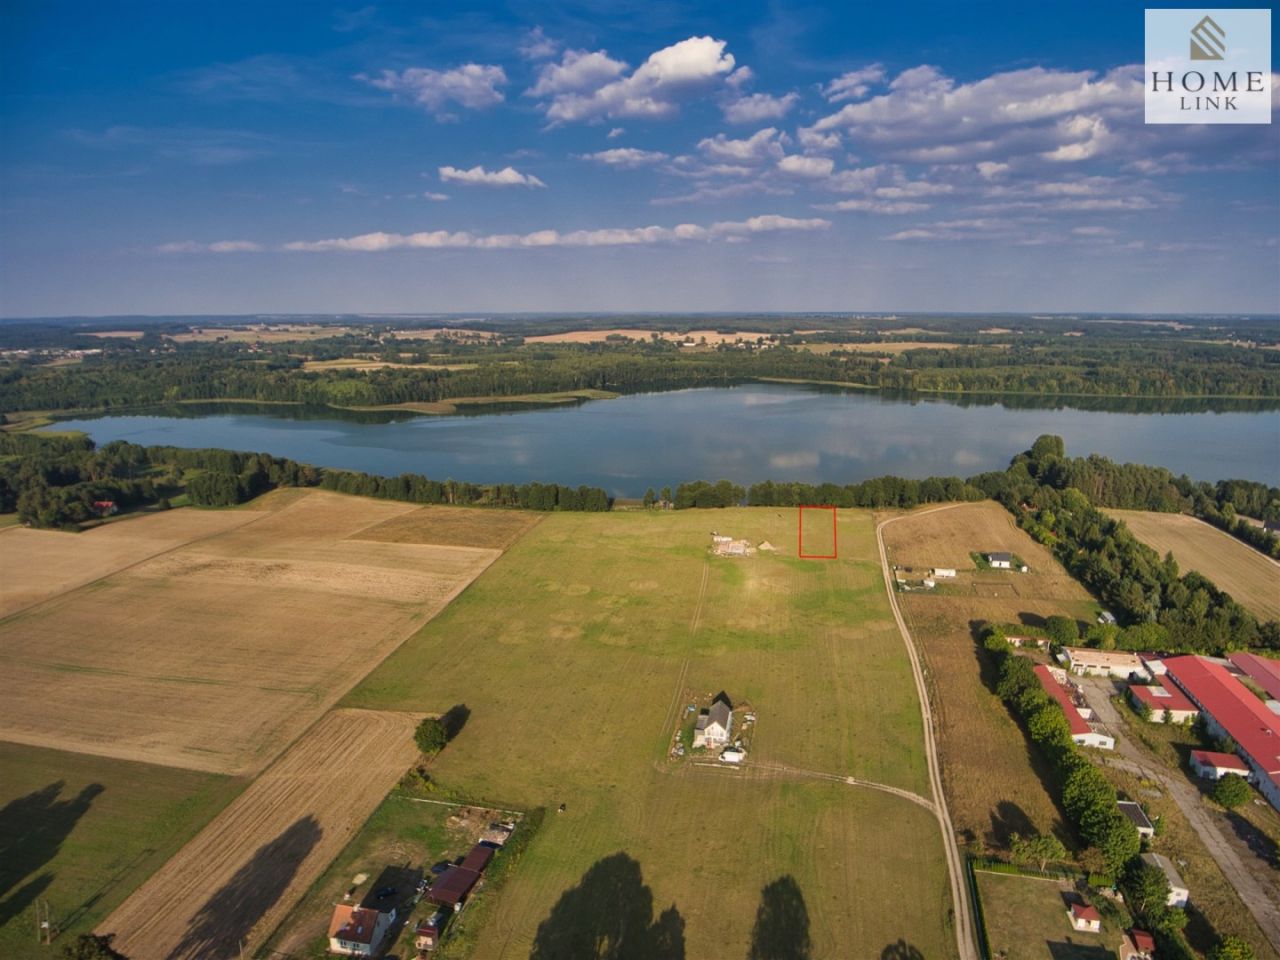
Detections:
[988, 635, 1141, 877]
[972, 436, 1279, 654]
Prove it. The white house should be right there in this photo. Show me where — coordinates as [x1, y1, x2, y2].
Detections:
[986, 552, 1013, 569]
[328, 905, 396, 957]
[1141, 853, 1189, 908]
[1069, 902, 1102, 933]
[930, 568, 957, 578]
[693, 693, 733, 749]
[1189, 749, 1250, 781]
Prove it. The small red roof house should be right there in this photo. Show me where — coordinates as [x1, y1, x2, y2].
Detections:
[1120, 929, 1156, 960]
[327, 904, 395, 957]
[1128, 681, 1199, 723]
[1189, 749, 1250, 781]
[92, 500, 119, 516]
[1069, 902, 1101, 933]
[426, 867, 480, 911]
[414, 910, 448, 953]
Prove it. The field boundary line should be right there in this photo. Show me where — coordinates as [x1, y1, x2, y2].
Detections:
[0, 504, 278, 624]
[400, 796, 527, 817]
[877, 503, 978, 960]
[714, 759, 936, 812]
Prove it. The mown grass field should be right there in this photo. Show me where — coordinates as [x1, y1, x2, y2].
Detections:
[975, 870, 1123, 960]
[0, 742, 244, 960]
[882, 502, 1099, 856]
[342, 507, 955, 958]
[1107, 510, 1280, 621]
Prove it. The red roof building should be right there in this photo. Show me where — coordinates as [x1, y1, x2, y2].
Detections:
[1229, 652, 1280, 701]
[1069, 902, 1101, 932]
[1128, 680, 1199, 721]
[461, 843, 495, 874]
[426, 867, 480, 910]
[1190, 749, 1250, 779]
[1034, 665, 1115, 749]
[1165, 655, 1280, 809]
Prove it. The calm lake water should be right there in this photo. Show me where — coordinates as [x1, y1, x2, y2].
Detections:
[48, 386, 1280, 496]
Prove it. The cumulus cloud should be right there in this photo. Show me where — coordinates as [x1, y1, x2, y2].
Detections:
[577, 148, 669, 168]
[518, 26, 560, 61]
[821, 65, 886, 102]
[698, 127, 785, 164]
[811, 64, 1141, 164]
[777, 154, 835, 178]
[722, 91, 799, 123]
[607, 127, 625, 139]
[276, 213, 828, 251]
[359, 63, 507, 116]
[532, 36, 736, 123]
[438, 164, 546, 187]
[822, 199, 931, 214]
[527, 49, 626, 97]
[422, 191, 449, 201]
[797, 126, 841, 152]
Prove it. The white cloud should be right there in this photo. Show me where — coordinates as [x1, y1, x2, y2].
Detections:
[796, 126, 841, 152]
[821, 65, 886, 102]
[527, 49, 626, 97]
[423, 191, 449, 201]
[577, 148, 669, 168]
[360, 63, 507, 116]
[698, 127, 785, 163]
[607, 127, 625, 139]
[274, 213, 829, 252]
[976, 161, 1010, 180]
[534, 36, 736, 123]
[822, 199, 931, 214]
[438, 164, 546, 188]
[722, 91, 799, 123]
[158, 239, 264, 253]
[1071, 225, 1115, 236]
[811, 64, 1141, 164]
[519, 26, 560, 61]
[777, 154, 835, 178]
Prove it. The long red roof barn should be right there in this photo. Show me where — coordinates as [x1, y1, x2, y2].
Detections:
[1229, 652, 1280, 702]
[1034, 665, 1091, 737]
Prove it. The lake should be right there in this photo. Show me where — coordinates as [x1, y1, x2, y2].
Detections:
[47, 386, 1280, 496]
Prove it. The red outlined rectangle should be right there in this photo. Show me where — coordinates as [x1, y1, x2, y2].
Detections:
[798, 505, 838, 559]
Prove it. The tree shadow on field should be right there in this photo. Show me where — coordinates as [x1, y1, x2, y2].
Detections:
[747, 875, 811, 960]
[166, 816, 322, 960]
[987, 800, 1036, 848]
[969, 620, 1002, 693]
[441, 703, 471, 742]
[1046, 943, 1114, 960]
[1227, 811, 1280, 869]
[0, 781, 103, 926]
[881, 940, 925, 960]
[528, 853, 684, 960]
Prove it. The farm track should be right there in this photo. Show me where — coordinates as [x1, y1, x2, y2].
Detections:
[690, 758, 936, 812]
[877, 504, 978, 960]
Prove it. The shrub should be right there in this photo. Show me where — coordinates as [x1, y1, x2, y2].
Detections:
[1211, 774, 1251, 810]
[414, 717, 448, 754]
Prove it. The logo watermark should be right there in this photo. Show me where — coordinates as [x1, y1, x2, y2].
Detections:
[1146, 8, 1271, 124]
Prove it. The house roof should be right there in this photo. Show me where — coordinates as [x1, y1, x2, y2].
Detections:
[987, 552, 1013, 561]
[1130, 930, 1156, 951]
[328, 905, 387, 944]
[1129, 681, 1197, 713]
[428, 867, 480, 905]
[1190, 749, 1249, 772]
[1064, 647, 1144, 671]
[1116, 801, 1154, 831]
[1164, 656, 1280, 777]
[1034, 665, 1091, 737]
[1229, 652, 1280, 701]
[461, 843, 495, 874]
[1071, 903, 1100, 922]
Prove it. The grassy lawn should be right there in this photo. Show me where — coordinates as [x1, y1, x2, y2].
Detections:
[341, 507, 953, 958]
[0, 743, 244, 959]
[976, 870, 1126, 960]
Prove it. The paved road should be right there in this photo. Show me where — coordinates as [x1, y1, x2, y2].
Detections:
[877, 506, 979, 960]
[1078, 675, 1280, 950]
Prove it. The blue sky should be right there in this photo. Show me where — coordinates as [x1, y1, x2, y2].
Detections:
[2, 0, 1277, 316]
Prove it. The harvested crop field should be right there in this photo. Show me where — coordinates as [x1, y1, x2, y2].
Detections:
[100, 709, 420, 960]
[1108, 510, 1280, 621]
[343, 507, 955, 958]
[354, 503, 541, 550]
[0, 490, 514, 774]
[0, 508, 261, 618]
[524, 327, 769, 345]
[882, 503, 1097, 855]
[798, 341, 965, 354]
